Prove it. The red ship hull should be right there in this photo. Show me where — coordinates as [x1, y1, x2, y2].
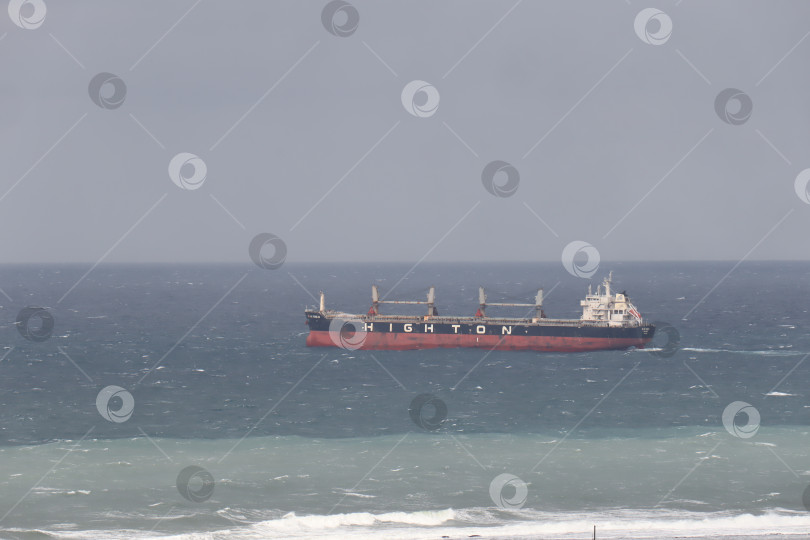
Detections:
[305, 330, 649, 352]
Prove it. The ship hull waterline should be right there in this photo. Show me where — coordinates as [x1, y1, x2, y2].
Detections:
[306, 330, 651, 352]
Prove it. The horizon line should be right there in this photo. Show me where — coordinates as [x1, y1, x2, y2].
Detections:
[0, 259, 808, 265]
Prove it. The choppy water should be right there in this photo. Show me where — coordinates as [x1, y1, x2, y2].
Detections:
[1, 262, 810, 539]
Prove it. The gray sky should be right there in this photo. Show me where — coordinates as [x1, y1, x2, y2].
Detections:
[2, 0, 810, 263]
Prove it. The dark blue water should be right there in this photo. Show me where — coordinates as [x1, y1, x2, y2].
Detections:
[3, 262, 809, 443]
[2, 262, 810, 539]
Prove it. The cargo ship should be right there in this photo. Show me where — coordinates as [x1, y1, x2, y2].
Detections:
[305, 273, 655, 352]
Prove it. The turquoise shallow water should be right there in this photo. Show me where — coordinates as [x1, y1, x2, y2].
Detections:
[2, 429, 810, 539]
[1, 262, 810, 538]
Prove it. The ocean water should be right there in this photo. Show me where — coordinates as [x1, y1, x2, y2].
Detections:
[1, 261, 810, 539]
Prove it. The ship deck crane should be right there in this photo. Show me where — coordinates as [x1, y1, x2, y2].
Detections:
[477, 287, 545, 320]
[369, 285, 437, 316]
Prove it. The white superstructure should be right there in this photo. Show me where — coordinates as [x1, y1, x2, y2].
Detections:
[580, 272, 643, 324]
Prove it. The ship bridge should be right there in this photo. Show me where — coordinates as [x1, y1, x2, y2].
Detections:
[580, 272, 643, 325]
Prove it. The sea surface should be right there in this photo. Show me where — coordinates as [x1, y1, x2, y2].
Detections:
[1, 261, 810, 539]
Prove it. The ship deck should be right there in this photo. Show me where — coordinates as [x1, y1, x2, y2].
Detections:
[309, 310, 648, 329]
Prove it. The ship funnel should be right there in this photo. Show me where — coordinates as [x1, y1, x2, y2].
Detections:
[478, 287, 487, 317]
[319, 291, 325, 312]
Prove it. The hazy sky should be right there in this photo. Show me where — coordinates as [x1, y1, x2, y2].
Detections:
[2, 1, 810, 263]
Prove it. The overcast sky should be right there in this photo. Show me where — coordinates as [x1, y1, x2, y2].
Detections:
[1, 0, 810, 263]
